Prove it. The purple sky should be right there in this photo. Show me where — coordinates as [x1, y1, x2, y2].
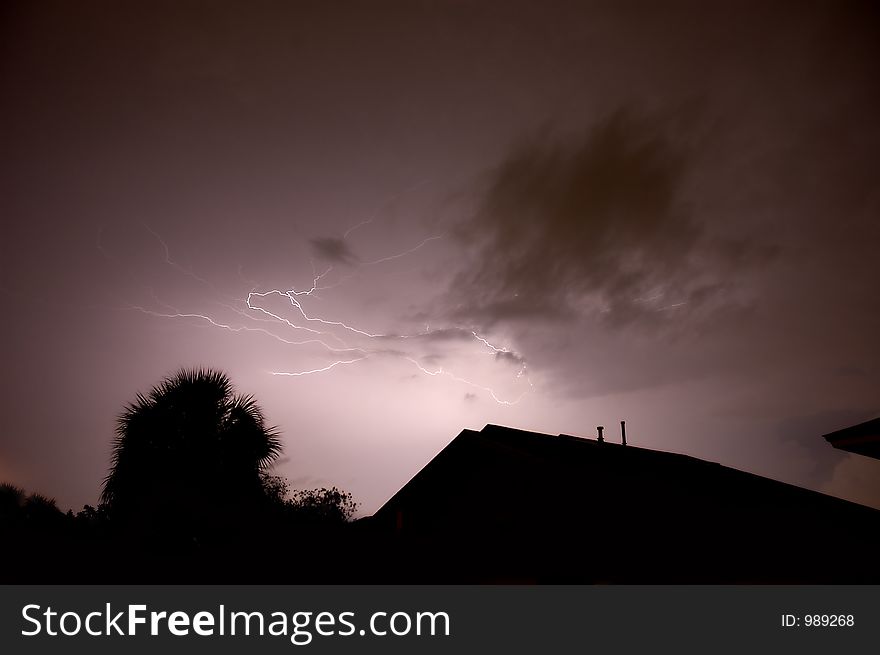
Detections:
[2, 0, 879, 514]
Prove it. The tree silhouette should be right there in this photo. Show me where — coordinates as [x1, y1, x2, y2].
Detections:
[261, 475, 358, 524]
[101, 368, 281, 537]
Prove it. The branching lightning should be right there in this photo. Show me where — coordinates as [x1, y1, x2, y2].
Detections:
[143, 223, 215, 290]
[248, 289, 385, 340]
[127, 305, 362, 353]
[124, 220, 532, 405]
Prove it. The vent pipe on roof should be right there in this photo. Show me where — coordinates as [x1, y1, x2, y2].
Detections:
[597, 426, 604, 443]
[621, 420, 627, 446]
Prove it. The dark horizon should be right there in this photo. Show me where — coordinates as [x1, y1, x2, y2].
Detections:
[2, 0, 879, 516]
[5, 419, 880, 584]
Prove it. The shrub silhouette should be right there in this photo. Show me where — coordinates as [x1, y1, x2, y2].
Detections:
[261, 474, 358, 524]
[0, 484, 64, 528]
[101, 368, 281, 540]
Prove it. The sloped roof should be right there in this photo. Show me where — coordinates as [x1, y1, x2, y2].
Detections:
[823, 417, 880, 460]
[376, 423, 863, 520]
[369, 424, 880, 583]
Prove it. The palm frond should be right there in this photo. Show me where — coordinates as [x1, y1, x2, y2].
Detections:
[102, 366, 284, 512]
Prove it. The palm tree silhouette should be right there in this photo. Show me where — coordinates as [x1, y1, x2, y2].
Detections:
[102, 368, 281, 537]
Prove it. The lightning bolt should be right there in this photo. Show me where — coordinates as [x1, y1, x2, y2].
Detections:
[360, 234, 445, 266]
[128, 223, 532, 404]
[127, 305, 362, 354]
[342, 177, 430, 241]
[471, 331, 512, 354]
[404, 357, 532, 406]
[270, 357, 368, 376]
[343, 218, 373, 240]
[142, 223, 216, 290]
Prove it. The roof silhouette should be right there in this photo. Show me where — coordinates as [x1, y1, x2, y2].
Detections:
[366, 424, 880, 583]
[823, 417, 880, 460]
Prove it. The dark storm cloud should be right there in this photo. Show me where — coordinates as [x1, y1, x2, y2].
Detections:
[450, 110, 773, 329]
[309, 237, 359, 265]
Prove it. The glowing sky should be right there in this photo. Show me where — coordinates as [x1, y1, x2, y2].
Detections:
[2, 0, 879, 514]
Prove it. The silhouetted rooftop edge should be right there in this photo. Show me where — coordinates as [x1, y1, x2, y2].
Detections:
[375, 422, 880, 520]
[365, 423, 880, 582]
[823, 417, 880, 460]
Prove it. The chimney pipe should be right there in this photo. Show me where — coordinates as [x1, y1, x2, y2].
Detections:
[621, 420, 627, 446]
[597, 426, 604, 443]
